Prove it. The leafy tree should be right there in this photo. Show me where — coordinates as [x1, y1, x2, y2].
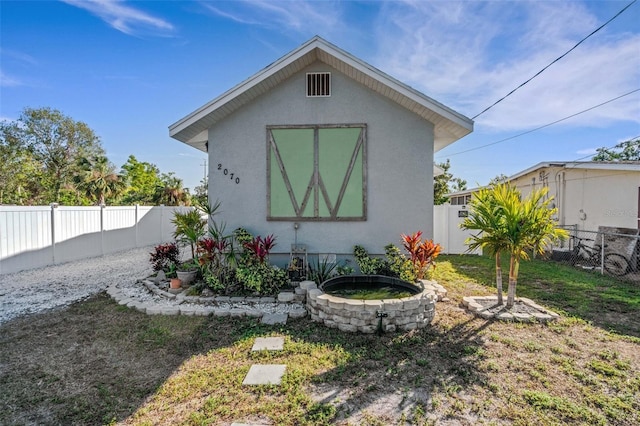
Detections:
[462, 184, 567, 308]
[488, 174, 509, 185]
[0, 107, 104, 203]
[119, 155, 164, 205]
[74, 155, 126, 205]
[434, 159, 467, 205]
[0, 127, 43, 204]
[592, 137, 640, 161]
[193, 176, 208, 206]
[154, 172, 191, 206]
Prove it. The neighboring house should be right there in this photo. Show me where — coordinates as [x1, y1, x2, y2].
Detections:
[447, 161, 640, 231]
[169, 36, 473, 261]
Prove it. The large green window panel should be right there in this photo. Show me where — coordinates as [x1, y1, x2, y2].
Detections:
[267, 124, 366, 221]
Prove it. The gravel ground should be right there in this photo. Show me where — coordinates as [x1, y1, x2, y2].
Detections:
[0, 246, 154, 325]
[0, 246, 306, 325]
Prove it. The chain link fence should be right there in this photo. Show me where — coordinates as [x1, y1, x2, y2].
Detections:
[549, 225, 639, 280]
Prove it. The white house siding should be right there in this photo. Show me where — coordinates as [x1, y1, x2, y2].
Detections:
[508, 166, 639, 231]
[207, 62, 434, 256]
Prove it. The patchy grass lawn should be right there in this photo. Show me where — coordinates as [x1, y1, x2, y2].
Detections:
[0, 256, 638, 425]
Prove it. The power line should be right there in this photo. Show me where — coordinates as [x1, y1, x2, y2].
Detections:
[571, 134, 640, 162]
[440, 88, 640, 158]
[472, 0, 637, 120]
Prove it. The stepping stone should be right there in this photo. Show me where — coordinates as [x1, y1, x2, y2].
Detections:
[231, 423, 269, 426]
[277, 292, 295, 302]
[242, 364, 286, 385]
[252, 337, 284, 351]
[261, 313, 288, 325]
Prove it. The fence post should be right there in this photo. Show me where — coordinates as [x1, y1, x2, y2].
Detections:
[100, 204, 106, 256]
[135, 204, 139, 247]
[50, 203, 58, 264]
[600, 233, 605, 275]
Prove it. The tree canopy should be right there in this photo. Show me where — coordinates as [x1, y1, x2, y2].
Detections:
[592, 137, 640, 161]
[0, 107, 194, 206]
[434, 159, 467, 205]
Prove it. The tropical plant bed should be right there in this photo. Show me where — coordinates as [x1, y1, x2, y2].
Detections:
[462, 295, 560, 322]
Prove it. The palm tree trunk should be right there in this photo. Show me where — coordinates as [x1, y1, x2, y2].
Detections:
[495, 252, 503, 305]
[506, 255, 519, 308]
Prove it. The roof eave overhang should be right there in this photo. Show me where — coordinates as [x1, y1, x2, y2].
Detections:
[169, 36, 473, 151]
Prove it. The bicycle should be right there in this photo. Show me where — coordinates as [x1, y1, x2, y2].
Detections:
[570, 237, 630, 277]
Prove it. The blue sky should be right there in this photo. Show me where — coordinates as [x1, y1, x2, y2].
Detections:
[1, 0, 639, 192]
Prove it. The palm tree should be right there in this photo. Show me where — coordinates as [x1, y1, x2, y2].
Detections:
[462, 183, 567, 308]
[74, 156, 126, 205]
[461, 184, 510, 304]
[154, 173, 191, 206]
[501, 186, 568, 308]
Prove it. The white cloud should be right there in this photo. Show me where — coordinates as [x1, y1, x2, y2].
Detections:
[576, 148, 598, 155]
[200, 0, 341, 35]
[62, 0, 174, 36]
[372, 1, 640, 131]
[0, 69, 22, 87]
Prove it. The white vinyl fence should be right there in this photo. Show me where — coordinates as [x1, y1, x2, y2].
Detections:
[1, 204, 477, 275]
[0, 205, 191, 275]
[433, 204, 479, 255]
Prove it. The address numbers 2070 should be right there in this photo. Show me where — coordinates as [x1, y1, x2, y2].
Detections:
[217, 163, 240, 184]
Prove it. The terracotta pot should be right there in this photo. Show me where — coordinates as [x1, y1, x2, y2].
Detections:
[170, 278, 182, 289]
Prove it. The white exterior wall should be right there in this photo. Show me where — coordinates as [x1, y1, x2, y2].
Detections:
[208, 63, 435, 256]
[510, 167, 639, 231]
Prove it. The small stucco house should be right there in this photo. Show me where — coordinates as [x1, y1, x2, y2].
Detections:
[448, 161, 640, 231]
[169, 36, 473, 261]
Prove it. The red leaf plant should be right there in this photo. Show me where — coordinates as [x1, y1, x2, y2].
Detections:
[243, 234, 277, 263]
[197, 237, 229, 268]
[401, 231, 442, 280]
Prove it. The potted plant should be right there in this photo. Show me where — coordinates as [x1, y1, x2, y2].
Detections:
[176, 260, 199, 287]
[166, 263, 182, 290]
[171, 209, 206, 260]
[288, 256, 303, 281]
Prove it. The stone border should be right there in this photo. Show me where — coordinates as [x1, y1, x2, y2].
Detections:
[105, 279, 308, 319]
[306, 279, 439, 333]
[461, 295, 560, 323]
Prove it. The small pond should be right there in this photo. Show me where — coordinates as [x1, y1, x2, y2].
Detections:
[308, 275, 436, 333]
[321, 275, 420, 300]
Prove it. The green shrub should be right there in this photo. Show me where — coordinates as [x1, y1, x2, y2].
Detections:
[384, 244, 416, 282]
[235, 263, 288, 295]
[353, 245, 384, 274]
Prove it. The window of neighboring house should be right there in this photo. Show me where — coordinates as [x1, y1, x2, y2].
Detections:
[450, 195, 471, 205]
[267, 124, 366, 221]
[307, 72, 331, 97]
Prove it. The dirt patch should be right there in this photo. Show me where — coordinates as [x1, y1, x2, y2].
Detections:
[0, 293, 237, 425]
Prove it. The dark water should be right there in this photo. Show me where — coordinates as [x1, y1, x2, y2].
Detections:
[326, 286, 413, 300]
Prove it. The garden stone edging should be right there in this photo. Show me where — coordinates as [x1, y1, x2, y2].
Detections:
[306, 279, 444, 334]
[105, 279, 308, 319]
[461, 295, 560, 322]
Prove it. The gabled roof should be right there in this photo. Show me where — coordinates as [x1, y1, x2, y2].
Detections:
[446, 161, 640, 197]
[169, 36, 473, 152]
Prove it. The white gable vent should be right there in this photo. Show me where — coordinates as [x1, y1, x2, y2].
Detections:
[306, 72, 331, 97]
